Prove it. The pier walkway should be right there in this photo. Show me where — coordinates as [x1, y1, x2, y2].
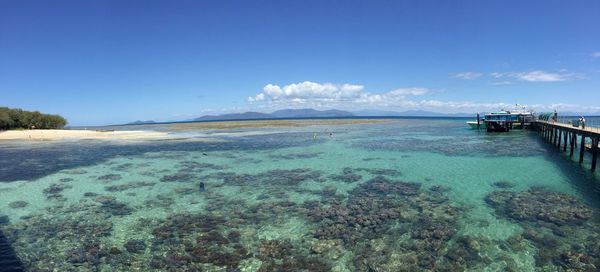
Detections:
[534, 120, 600, 173]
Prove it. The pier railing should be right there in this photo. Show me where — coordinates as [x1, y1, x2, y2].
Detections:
[533, 119, 600, 173]
[551, 116, 600, 133]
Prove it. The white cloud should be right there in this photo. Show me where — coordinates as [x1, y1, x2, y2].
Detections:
[485, 70, 582, 82]
[249, 81, 432, 104]
[245, 80, 596, 114]
[490, 81, 512, 86]
[510, 70, 576, 82]
[248, 93, 265, 102]
[248, 81, 365, 102]
[248, 81, 443, 111]
[418, 100, 512, 111]
[248, 81, 543, 113]
[458, 69, 586, 83]
[592, 52, 600, 58]
[387, 87, 430, 96]
[453, 72, 483, 80]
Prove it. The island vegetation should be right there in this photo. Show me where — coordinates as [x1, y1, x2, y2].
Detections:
[0, 107, 67, 130]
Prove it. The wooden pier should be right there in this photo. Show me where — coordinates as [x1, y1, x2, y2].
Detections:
[533, 120, 600, 173]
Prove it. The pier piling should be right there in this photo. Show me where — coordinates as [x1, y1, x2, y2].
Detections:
[533, 120, 599, 173]
[570, 132, 575, 158]
[580, 135, 586, 164]
[563, 130, 567, 152]
[593, 138, 598, 172]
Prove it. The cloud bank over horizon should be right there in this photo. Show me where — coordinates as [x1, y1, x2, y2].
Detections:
[453, 70, 584, 85]
[245, 81, 600, 114]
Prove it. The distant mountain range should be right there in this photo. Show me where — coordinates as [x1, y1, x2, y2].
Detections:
[191, 108, 355, 121]
[189, 108, 478, 122]
[126, 120, 157, 125]
[125, 108, 600, 125]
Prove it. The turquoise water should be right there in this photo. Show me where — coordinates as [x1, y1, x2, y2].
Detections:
[1, 118, 600, 271]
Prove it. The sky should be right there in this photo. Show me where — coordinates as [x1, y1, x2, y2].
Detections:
[1, 0, 600, 125]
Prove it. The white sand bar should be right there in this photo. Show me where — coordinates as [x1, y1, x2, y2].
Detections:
[0, 129, 177, 141]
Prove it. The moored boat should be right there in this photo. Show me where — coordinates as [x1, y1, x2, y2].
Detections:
[468, 105, 535, 131]
[467, 120, 486, 129]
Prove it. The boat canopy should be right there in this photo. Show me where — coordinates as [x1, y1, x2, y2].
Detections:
[485, 113, 519, 122]
[485, 110, 534, 122]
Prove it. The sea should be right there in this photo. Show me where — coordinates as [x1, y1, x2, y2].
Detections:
[1, 117, 600, 272]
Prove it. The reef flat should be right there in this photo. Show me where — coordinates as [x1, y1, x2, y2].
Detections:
[162, 119, 389, 131]
[1, 118, 599, 271]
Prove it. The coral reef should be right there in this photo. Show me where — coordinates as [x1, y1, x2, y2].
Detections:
[1, 202, 115, 271]
[206, 168, 323, 186]
[0, 229, 24, 271]
[160, 172, 195, 183]
[492, 181, 515, 189]
[486, 188, 593, 226]
[355, 167, 402, 176]
[111, 163, 134, 171]
[94, 195, 133, 216]
[43, 183, 71, 200]
[355, 132, 548, 157]
[4, 129, 600, 272]
[97, 174, 122, 182]
[177, 161, 227, 173]
[487, 187, 600, 270]
[104, 181, 155, 192]
[269, 152, 322, 160]
[0, 215, 9, 225]
[353, 175, 420, 196]
[8, 201, 28, 209]
[329, 167, 362, 183]
[305, 176, 464, 271]
[124, 240, 146, 253]
[150, 213, 250, 269]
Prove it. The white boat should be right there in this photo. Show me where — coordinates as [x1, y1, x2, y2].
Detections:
[467, 121, 486, 129]
[468, 105, 534, 130]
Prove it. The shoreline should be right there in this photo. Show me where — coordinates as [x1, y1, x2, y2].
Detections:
[0, 119, 389, 141]
[0, 129, 175, 141]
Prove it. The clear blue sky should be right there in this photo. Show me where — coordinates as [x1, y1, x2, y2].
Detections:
[1, 0, 599, 125]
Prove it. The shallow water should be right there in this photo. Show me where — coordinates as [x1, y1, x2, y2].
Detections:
[1, 118, 600, 271]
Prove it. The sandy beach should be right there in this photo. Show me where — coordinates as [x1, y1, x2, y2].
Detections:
[0, 129, 174, 141]
[0, 120, 388, 141]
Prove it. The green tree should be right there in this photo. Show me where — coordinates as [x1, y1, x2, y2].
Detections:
[0, 107, 67, 130]
[0, 108, 14, 130]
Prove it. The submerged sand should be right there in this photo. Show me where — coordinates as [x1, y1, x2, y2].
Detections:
[0, 129, 174, 141]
